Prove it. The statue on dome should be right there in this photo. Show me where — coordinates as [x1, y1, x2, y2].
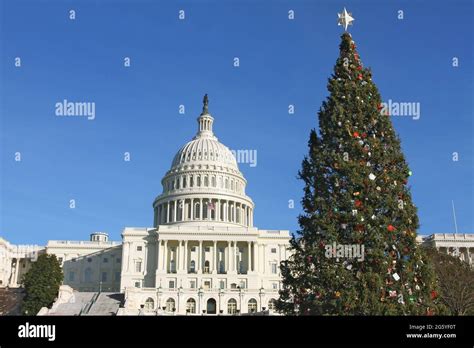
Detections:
[202, 94, 209, 114]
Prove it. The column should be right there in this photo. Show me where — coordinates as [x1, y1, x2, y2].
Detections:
[248, 241, 252, 273]
[173, 201, 177, 222]
[156, 239, 161, 270]
[254, 242, 259, 274]
[217, 199, 221, 221]
[163, 240, 168, 273]
[213, 241, 217, 273]
[183, 201, 187, 221]
[191, 199, 194, 220]
[233, 202, 236, 223]
[262, 244, 266, 273]
[184, 240, 188, 272]
[198, 241, 203, 273]
[226, 241, 231, 273]
[199, 199, 203, 220]
[166, 202, 170, 223]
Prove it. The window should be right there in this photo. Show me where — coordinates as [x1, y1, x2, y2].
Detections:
[271, 263, 278, 274]
[169, 280, 175, 289]
[68, 271, 75, 282]
[103, 258, 108, 263]
[204, 260, 210, 274]
[240, 280, 246, 289]
[219, 280, 225, 289]
[145, 298, 154, 311]
[227, 299, 237, 315]
[239, 261, 244, 274]
[134, 281, 141, 288]
[115, 272, 121, 282]
[205, 247, 210, 252]
[137, 246, 143, 251]
[186, 298, 196, 314]
[191, 247, 196, 252]
[72, 258, 77, 262]
[204, 176, 209, 187]
[268, 299, 276, 311]
[58, 257, 63, 263]
[116, 258, 121, 263]
[190, 260, 196, 273]
[248, 299, 257, 313]
[166, 298, 175, 312]
[219, 261, 225, 273]
[101, 272, 107, 282]
[271, 248, 277, 253]
[135, 261, 142, 273]
[230, 283, 237, 289]
[203, 281, 211, 290]
[84, 268, 92, 282]
[197, 176, 201, 187]
[190, 280, 196, 289]
[211, 176, 216, 187]
[87, 258, 92, 263]
[272, 283, 278, 290]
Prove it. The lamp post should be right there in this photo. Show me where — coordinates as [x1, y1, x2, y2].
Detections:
[198, 286, 204, 315]
[218, 288, 224, 315]
[157, 285, 163, 313]
[178, 286, 183, 315]
[259, 286, 265, 313]
[238, 286, 243, 315]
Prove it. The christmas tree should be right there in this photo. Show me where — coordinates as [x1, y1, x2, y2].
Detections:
[277, 16, 443, 315]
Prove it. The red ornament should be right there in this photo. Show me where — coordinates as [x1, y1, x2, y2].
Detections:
[355, 200, 362, 207]
[353, 131, 360, 138]
[361, 133, 367, 138]
[358, 74, 363, 80]
[431, 290, 438, 300]
[377, 104, 384, 111]
[387, 225, 396, 232]
[357, 66, 362, 70]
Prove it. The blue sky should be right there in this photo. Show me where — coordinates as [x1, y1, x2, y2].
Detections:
[0, 0, 472, 245]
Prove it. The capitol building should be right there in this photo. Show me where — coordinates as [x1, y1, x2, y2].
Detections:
[0, 96, 292, 315]
[0, 96, 473, 315]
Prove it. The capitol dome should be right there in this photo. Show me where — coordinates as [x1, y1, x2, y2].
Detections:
[153, 95, 254, 228]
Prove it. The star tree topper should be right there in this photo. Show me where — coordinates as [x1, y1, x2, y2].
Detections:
[338, 7, 354, 31]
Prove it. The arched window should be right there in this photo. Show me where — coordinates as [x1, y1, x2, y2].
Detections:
[195, 203, 200, 219]
[225, 178, 229, 189]
[197, 176, 201, 187]
[248, 299, 257, 313]
[268, 299, 276, 311]
[211, 176, 216, 187]
[190, 176, 194, 187]
[204, 176, 209, 187]
[186, 298, 196, 314]
[190, 260, 196, 273]
[183, 176, 187, 188]
[145, 298, 154, 311]
[204, 260, 210, 274]
[227, 299, 237, 315]
[166, 298, 175, 312]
